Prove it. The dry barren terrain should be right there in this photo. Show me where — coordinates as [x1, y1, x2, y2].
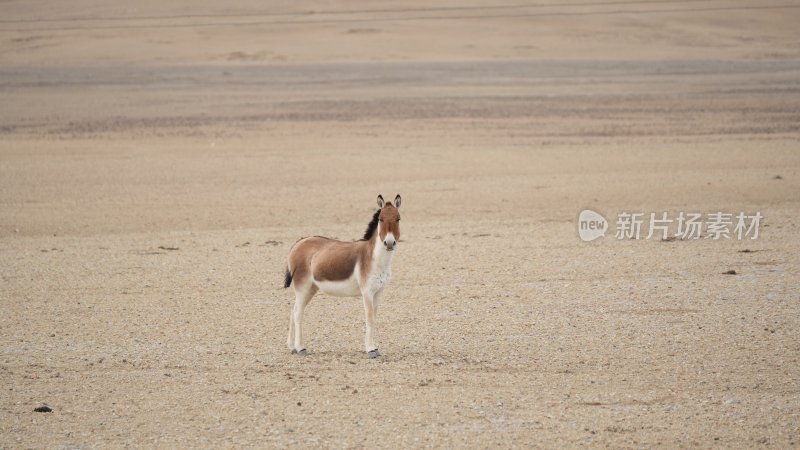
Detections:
[2, 0, 800, 448]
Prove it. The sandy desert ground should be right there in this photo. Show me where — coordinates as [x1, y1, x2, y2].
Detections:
[1, 0, 800, 448]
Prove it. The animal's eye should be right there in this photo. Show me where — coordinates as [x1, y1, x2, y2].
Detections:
[396, 219, 400, 222]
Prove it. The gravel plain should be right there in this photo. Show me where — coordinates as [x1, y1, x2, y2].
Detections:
[2, 0, 800, 447]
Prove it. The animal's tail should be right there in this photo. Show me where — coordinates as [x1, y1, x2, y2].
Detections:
[283, 267, 293, 288]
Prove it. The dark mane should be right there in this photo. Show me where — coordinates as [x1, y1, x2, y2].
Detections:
[361, 209, 381, 240]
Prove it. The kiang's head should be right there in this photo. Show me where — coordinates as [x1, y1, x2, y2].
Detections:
[376, 194, 401, 251]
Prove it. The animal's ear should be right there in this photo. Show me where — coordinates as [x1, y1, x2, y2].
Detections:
[377, 194, 385, 208]
[394, 194, 402, 208]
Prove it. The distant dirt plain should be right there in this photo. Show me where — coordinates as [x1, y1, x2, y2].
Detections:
[1, 1, 799, 447]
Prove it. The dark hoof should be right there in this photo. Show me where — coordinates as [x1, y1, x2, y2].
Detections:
[367, 349, 380, 359]
[292, 349, 308, 356]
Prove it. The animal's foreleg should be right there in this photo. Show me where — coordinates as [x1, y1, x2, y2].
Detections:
[373, 292, 381, 315]
[362, 293, 380, 358]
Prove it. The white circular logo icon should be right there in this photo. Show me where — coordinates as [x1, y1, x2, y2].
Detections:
[578, 209, 608, 242]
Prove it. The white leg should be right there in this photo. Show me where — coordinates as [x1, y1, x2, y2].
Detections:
[373, 292, 381, 315]
[292, 286, 314, 355]
[286, 309, 295, 351]
[362, 293, 379, 355]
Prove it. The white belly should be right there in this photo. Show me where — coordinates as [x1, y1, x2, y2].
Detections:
[314, 275, 361, 297]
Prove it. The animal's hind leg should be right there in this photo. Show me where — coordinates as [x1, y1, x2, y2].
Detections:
[286, 310, 295, 351]
[291, 284, 316, 356]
